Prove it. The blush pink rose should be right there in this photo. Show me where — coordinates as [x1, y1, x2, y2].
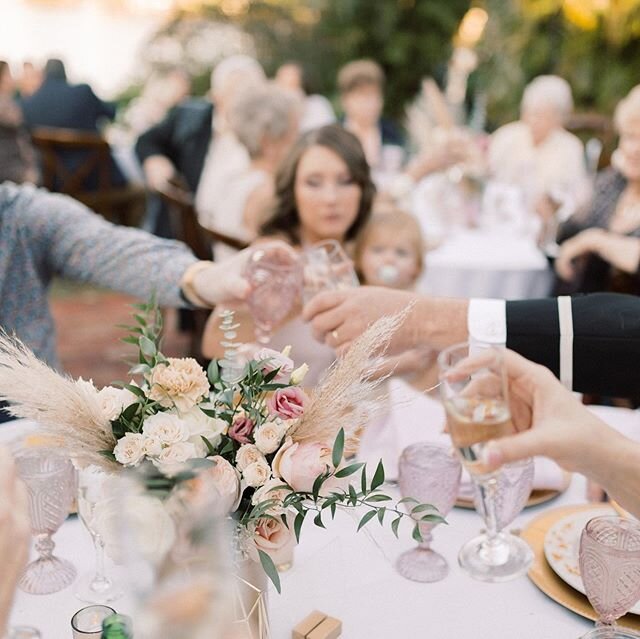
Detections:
[251, 516, 296, 565]
[229, 416, 255, 444]
[272, 439, 338, 493]
[267, 387, 307, 420]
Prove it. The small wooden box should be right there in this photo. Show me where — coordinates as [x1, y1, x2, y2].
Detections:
[292, 611, 342, 639]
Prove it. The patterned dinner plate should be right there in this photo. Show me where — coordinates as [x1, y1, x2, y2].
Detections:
[543, 508, 640, 615]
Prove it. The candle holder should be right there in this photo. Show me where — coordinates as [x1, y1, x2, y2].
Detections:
[71, 605, 116, 639]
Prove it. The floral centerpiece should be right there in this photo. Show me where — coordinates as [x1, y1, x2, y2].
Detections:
[0, 300, 442, 594]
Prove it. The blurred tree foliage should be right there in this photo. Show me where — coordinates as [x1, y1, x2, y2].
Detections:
[174, 0, 470, 120]
[475, 0, 640, 128]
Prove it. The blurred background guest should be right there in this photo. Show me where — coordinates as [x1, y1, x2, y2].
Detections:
[202, 124, 375, 385]
[20, 58, 126, 191]
[17, 60, 42, 99]
[0, 60, 37, 183]
[338, 59, 404, 178]
[555, 85, 640, 296]
[204, 82, 300, 259]
[488, 75, 590, 226]
[274, 61, 335, 132]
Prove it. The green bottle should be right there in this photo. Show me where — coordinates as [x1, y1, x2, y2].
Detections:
[100, 613, 133, 639]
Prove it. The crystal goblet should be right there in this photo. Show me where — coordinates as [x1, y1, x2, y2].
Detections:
[16, 449, 76, 594]
[438, 342, 534, 582]
[396, 442, 461, 582]
[244, 246, 303, 344]
[302, 239, 358, 304]
[579, 516, 640, 638]
[75, 466, 122, 603]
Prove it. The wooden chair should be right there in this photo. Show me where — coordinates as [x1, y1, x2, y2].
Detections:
[565, 112, 616, 173]
[156, 182, 250, 362]
[31, 127, 145, 226]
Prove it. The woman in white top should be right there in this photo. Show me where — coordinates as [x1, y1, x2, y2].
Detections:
[202, 124, 375, 386]
[488, 75, 590, 223]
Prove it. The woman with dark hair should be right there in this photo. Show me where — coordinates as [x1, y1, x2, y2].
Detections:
[202, 124, 376, 385]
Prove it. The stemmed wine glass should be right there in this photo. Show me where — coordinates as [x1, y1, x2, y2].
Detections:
[75, 466, 123, 603]
[438, 342, 534, 582]
[15, 449, 77, 594]
[302, 239, 359, 304]
[244, 245, 303, 344]
[579, 516, 640, 638]
[396, 442, 462, 582]
[472, 457, 534, 539]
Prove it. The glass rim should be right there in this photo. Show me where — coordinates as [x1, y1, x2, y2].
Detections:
[14, 449, 73, 477]
[70, 605, 116, 632]
[584, 515, 640, 539]
[247, 247, 301, 272]
[400, 441, 460, 468]
[437, 341, 505, 377]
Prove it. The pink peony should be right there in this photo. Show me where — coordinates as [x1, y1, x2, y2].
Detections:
[267, 387, 307, 420]
[272, 438, 337, 493]
[229, 416, 255, 444]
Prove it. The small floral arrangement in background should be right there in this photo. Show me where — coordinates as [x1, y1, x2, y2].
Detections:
[0, 300, 442, 592]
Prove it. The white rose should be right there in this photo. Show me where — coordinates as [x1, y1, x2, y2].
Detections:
[243, 459, 271, 488]
[153, 441, 199, 476]
[235, 444, 265, 472]
[113, 433, 146, 466]
[142, 437, 163, 458]
[181, 407, 228, 455]
[253, 420, 287, 455]
[251, 478, 292, 514]
[147, 358, 209, 412]
[93, 494, 176, 565]
[98, 385, 138, 421]
[142, 412, 189, 445]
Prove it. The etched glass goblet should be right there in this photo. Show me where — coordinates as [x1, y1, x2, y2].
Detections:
[396, 442, 462, 582]
[579, 516, 640, 638]
[16, 449, 76, 594]
[302, 240, 358, 304]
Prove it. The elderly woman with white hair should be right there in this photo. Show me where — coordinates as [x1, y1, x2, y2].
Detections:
[200, 82, 300, 259]
[554, 85, 640, 297]
[488, 75, 590, 223]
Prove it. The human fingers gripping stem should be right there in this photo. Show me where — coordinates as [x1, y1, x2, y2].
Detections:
[0, 447, 31, 635]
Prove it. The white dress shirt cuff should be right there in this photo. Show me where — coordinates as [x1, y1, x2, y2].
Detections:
[468, 299, 507, 347]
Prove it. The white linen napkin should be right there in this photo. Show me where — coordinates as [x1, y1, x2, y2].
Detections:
[357, 378, 566, 494]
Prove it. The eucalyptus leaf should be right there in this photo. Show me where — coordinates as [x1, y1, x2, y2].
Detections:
[333, 462, 364, 478]
[371, 460, 385, 491]
[391, 516, 401, 539]
[258, 550, 281, 594]
[139, 336, 157, 357]
[412, 523, 424, 543]
[357, 509, 377, 532]
[294, 511, 305, 542]
[411, 504, 438, 514]
[332, 428, 345, 469]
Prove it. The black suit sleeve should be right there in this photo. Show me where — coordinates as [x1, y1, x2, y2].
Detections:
[506, 293, 640, 398]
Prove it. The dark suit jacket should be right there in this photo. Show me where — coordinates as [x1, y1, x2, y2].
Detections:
[506, 293, 640, 398]
[134, 99, 214, 193]
[20, 78, 124, 190]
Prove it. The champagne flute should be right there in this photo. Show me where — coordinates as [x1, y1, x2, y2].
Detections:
[75, 466, 123, 603]
[302, 239, 358, 304]
[15, 449, 77, 594]
[396, 442, 461, 582]
[579, 516, 640, 638]
[438, 342, 534, 582]
[244, 245, 303, 344]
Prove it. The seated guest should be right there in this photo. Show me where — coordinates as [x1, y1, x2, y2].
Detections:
[274, 61, 335, 132]
[20, 58, 125, 191]
[488, 75, 590, 225]
[0, 60, 37, 183]
[135, 55, 266, 238]
[556, 85, 640, 295]
[202, 82, 300, 259]
[337, 59, 404, 174]
[202, 124, 375, 386]
[0, 446, 30, 638]
[17, 61, 42, 98]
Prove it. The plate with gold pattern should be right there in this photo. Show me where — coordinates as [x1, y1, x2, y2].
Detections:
[543, 509, 640, 615]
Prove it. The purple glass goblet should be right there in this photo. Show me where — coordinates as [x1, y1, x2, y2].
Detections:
[396, 442, 461, 583]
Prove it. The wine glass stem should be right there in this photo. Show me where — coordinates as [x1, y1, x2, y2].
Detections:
[479, 477, 504, 559]
[35, 533, 54, 560]
[92, 536, 109, 589]
[417, 525, 434, 551]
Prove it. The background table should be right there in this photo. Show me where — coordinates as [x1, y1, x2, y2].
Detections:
[6, 407, 637, 639]
[418, 229, 553, 300]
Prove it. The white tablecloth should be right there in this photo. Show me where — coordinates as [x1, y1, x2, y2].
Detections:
[6, 407, 638, 639]
[418, 229, 552, 300]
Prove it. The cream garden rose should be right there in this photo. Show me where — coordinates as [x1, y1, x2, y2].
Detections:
[97, 385, 138, 421]
[251, 478, 292, 514]
[242, 459, 271, 488]
[272, 437, 339, 493]
[153, 441, 199, 476]
[147, 358, 209, 412]
[142, 412, 189, 445]
[253, 420, 287, 455]
[251, 516, 296, 565]
[235, 444, 265, 472]
[180, 407, 228, 455]
[113, 432, 146, 466]
[207, 455, 242, 513]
